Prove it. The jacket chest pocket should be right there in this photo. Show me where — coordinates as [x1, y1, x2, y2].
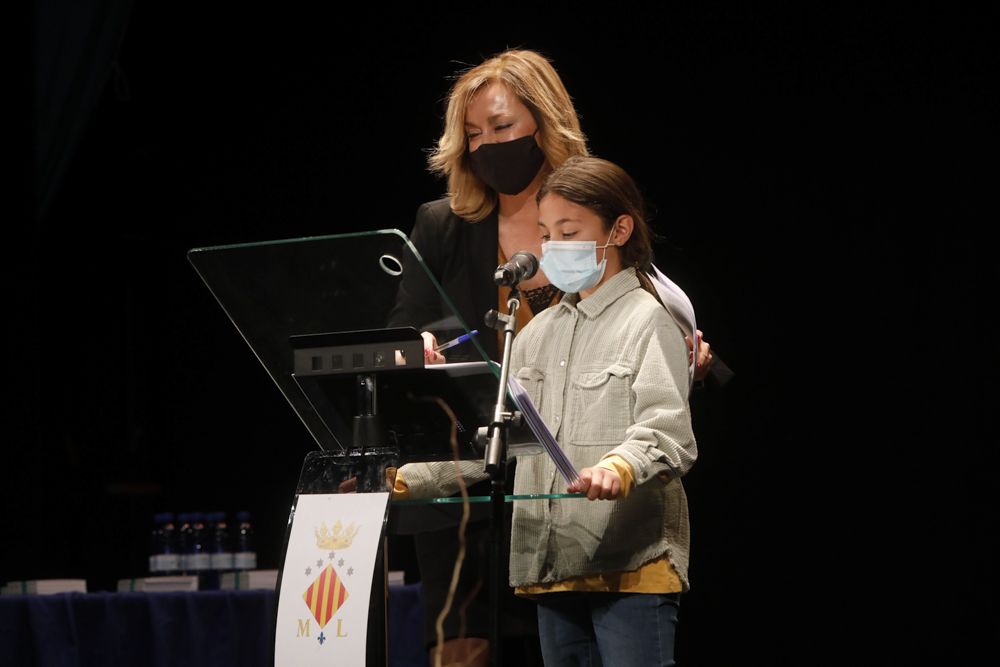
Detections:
[569, 364, 633, 445]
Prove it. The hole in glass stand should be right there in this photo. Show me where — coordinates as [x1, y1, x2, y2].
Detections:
[378, 254, 403, 276]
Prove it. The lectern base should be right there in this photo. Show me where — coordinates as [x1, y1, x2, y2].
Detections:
[274, 449, 399, 667]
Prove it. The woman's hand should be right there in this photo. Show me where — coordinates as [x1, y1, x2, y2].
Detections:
[685, 329, 714, 382]
[421, 331, 447, 364]
[568, 467, 623, 500]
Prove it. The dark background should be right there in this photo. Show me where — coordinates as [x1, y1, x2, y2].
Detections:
[11, 3, 996, 665]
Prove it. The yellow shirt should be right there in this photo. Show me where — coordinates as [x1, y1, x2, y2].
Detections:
[515, 455, 682, 596]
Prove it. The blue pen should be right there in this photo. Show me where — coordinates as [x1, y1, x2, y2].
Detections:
[434, 329, 479, 352]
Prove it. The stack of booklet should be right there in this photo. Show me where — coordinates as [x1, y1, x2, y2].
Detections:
[507, 374, 579, 484]
[1, 579, 87, 595]
[219, 569, 279, 591]
[116, 575, 199, 593]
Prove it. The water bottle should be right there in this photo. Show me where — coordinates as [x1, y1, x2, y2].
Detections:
[149, 513, 166, 575]
[234, 511, 257, 571]
[149, 512, 181, 575]
[205, 511, 232, 589]
[188, 512, 211, 580]
[176, 513, 192, 575]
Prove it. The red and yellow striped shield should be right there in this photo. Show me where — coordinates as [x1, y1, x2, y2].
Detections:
[302, 564, 349, 628]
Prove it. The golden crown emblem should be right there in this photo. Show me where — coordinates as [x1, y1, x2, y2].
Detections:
[315, 520, 359, 550]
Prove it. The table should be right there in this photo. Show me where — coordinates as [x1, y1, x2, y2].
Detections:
[0, 584, 426, 667]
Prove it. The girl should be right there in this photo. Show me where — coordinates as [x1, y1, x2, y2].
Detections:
[404, 155, 697, 666]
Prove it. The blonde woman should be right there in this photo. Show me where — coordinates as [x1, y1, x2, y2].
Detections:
[388, 50, 712, 667]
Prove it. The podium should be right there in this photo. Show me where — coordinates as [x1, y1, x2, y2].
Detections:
[188, 230, 558, 666]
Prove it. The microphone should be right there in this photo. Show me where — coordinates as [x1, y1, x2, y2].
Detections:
[494, 251, 539, 286]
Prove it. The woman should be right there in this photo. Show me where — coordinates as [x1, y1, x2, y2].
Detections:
[387, 49, 587, 667]
[388, 49, 589, 365]
[388, 49, 711, 666]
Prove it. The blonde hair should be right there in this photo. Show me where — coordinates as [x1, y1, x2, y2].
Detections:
[428, 49, 590, 221]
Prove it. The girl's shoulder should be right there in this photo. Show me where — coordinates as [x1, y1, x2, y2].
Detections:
[621, 285, 677, 324]
[614, 288, 687, 351]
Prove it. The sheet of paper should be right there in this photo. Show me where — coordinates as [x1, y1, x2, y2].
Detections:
[648, 265, 698, 386]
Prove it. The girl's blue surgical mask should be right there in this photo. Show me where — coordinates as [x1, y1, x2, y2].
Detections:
[539, 228, 616, 294]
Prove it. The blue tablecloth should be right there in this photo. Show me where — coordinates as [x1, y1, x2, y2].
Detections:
[0, 584, 427, 667]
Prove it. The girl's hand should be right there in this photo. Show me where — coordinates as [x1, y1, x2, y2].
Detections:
[568, 467, 622, 500]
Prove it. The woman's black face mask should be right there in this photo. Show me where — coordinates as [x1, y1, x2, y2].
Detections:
[468, 131, 545, 195]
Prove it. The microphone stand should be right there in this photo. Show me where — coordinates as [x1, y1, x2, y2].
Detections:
[482, 288, 522, 667]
